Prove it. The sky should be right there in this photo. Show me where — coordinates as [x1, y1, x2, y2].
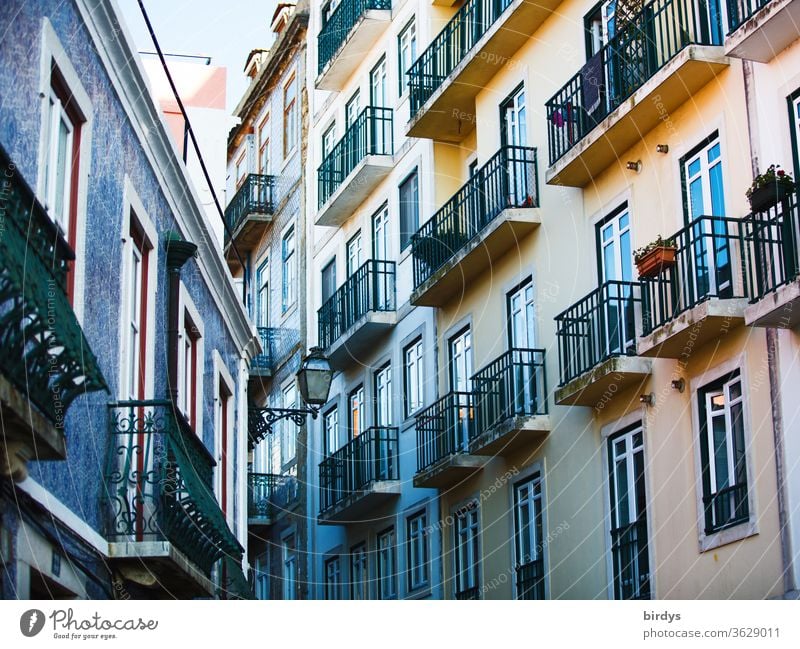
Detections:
[116, 0, 279, 109]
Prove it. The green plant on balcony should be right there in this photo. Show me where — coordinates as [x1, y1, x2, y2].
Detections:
[746, 164, 795, 212]
[634, 235, 677, 278]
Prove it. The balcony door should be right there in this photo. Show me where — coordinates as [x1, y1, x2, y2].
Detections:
[500, 85, 528, 206]
[370, 57, 390, 154]
[597, 206, 635, 357]
[257, 258, 270, 328]
[508, 280, 537, 415]
[608, 423, 651, 600]
[449, 328, 473, 449]
[372, 204, 390, 308]
[346, 91, 361, 167]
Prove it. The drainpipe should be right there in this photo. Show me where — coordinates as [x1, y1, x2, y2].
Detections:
[165, 231, 198, 404]
[741, 60, 796, 596]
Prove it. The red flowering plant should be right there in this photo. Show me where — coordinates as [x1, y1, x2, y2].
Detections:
[746, 164, 795, 199]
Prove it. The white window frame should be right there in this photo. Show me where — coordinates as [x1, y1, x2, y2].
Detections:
[177, 283, 205, 435]
[281, 224, 297, 313]
[404, 337, 424, 418]
[374, 363, 393, 427]
[349, 542, 369, 600]
[349, 384, 365, 439]
[254, 550, 270, 600]
[406, 509, 429, 593]
[283, 72, 298, 160]
[453, 501, 481, 599]
[213, 351, 236, 527]
[324, 405, 339, 455]
[281, 379, 299, 467]
[377, 526, 397, 600]
[324, 554, 341, 600]
[398, 18, 417, 97]
[281, 530, 298, 600]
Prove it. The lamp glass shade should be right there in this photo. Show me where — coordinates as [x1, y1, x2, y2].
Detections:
[296, 348, 333, 406]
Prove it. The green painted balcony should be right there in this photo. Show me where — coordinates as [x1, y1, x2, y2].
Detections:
[318, 426, 400, 524]
[725, 0, 800, 62]
[248, 472, 298, 528]
[317, 0, 392, 90]
[223, 173, 275, 263]
[411, 145, 539, 307]
[318, 259, 396, 368]
[317, 106, 393, 227]
[0, 144, 106, 482]
[104, 400, 248, 598]
[545, 0, 728, 187]
[407, 0, 563, 142]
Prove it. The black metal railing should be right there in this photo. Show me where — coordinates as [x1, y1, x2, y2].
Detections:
[641, 215, 750, 335]
[251, 327, 300, 375]
[744, 188, 800, 302]
[224, 173, 275, 238]
[319, 426, 399, 513]
[318, 259, 396, 349]
[555, 281, 641, 385]
[407, 0, 515, 116]
[610, 517, 651, 600]
[703, 483, 749, 534]
[318, 0, 392, 75]
[454, 585, 480, 600]
[248, 472, 298, 520]
[516, 558, 545, 600]
[471, 348, 547, 437]
[416, 391, 474, 473]
[318, 106, 393, 207]
[727, 0, 773, 32]
[411, 145, 538, 289]
[546, 0, 723, 165]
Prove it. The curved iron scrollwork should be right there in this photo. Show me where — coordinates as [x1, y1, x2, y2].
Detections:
[248, 406, 317, 450]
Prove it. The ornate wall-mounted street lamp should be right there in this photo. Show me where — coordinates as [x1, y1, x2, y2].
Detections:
[248, 347, 333, 449]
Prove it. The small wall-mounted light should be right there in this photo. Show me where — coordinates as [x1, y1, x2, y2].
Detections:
[671, 378, 685, 393]
[626, 160, 642, 173]
[656, 144, 669, 154]
[639, 392, 655, 406]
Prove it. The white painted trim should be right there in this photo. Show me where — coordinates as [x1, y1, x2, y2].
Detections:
[212, 350, 236, 529]
[507, 460, 548, 599]
[178, 281, 206, 437]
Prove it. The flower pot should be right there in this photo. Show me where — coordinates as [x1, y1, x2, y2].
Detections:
[636, 246, 677, 279]
[748, 182, 792, 212]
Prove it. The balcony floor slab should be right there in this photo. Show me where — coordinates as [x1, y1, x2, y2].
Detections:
[469, 415, 550, 457]
[225, 214, 273, 256]
[316, 155, 393, 228]
[327, 311, 397, 369]
[555, 356, 652, 407]
[413, 454, 484, 489]
[745, 279, 800, 328]
[724, 0, 800, 63]
[317, 480, 402, 525]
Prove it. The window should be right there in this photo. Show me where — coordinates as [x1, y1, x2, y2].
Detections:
[350, 543, 368, 600]
[122, 223, 150, 400]
[324, 556, 341, 600]
[406, 511, 429, 592]
[698, 370, 749, 534]
[370, 57, 388, 108]
[349, 385, 365, 439]
[216, 379, 233, 519]
[788, 88, 800, 182]
[282, 534, 297, 600]
[584, 2, 616, 59]
[281, 382, 298, 465]
[453, 502, 480, 599]
[374, 363, 392, 426]
[399, 169, 419, 250]
[403, 337, 424, 417]
[324, 406, 339, 455]
[321, 258, 337, 304]
[179, 312, 201, 429]
[256, 257, 270, 327]
[283, 74, 297, 158]
[282, 226, 296, 312]
[254, 551, 270, 600]
[398, 19, 417, 95]
[347, 231, 363, 276]
[372, 203, 390, 260]
[514, 474, 545, 599]
[377, 527, 397, 599]
[322, 122, 337, 158]
[345, 91, 361, 128]
[235, 151, 247, 187]
[259, 114, 270, 174]
[449, 327, 473, 392]
[321, 0, 340, 26]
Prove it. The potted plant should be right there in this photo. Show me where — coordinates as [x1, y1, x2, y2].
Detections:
[634, 236, 677, 278]
[746, 164, 795, 212]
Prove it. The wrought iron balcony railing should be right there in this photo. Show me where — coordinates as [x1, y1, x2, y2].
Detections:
[224, 173, 275, 239]
[415, 391, 474, 473]
[248, 472, 298, 520]
[744, 188, 799, 301]
[411, 145, 538, 290]
[516, 558, 545, 600]
[555, 281, 641, 385]
[407, 0, 515, 117]
[545, 0, 723, 166]
[104, 400, 243, 576]
[318, 259, 396, 349]
[319, 426, 399, 513]
[318, 106, 393, 207]
[251, 327, 300, 375]
[0, 144, 106, 425]
[727, 0, 772, 32]
[471, 348, 547, 436]
[641, 215, 750, 335]
[610, 517, 651, 600]
[703, 482, 749, 534]
[318, 0, 392, 75]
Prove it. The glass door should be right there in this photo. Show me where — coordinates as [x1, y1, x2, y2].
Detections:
[500, 86, 528, 206]
[598, 207, 635, 356]
[449, 328, 473, 450]
[372, 204, 390, 309]
[508, 280, 537, 415]
[370, 57, 390, 154]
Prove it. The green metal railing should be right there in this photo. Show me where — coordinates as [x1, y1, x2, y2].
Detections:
[415, 391, 474, 473]
[318, 259, 396, 349]
[251, 327, 299, 375]
[318, 0, 392, 75]
[318, 106, 393, 207]
[546, 0, 723, 165]
[471, 348, 547, 436]
[103, 400, 244, 577]
[555, 281, 641, 385]
[0, 144, 107, 425]
[610, 517, 651, 600]
[224, 173, 274, 239]
[703, 482, 749, 534]
[727, 0, 773, 32]
[248, 472, 297, 520]
[319, 426, 399, 513]
[516, 558, 545, 600]
[411, 145, 538, 289]
[407, 0, 515, 117]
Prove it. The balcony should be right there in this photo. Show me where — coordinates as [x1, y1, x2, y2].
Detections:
[411, 145, 540, 307]
[545, 0, 728, 188]
[223, 173, 275, 260]
[414, 392, 483, 488]
[249, 327, 301, 401]
[318, 426, 400, 524]
[316, 106, 393, 227]
[725, 0, 800, 62]
[516, 558, 545, 600]
[638, 216, 750, 358]
[469, 348, 550, 456]
[317, 0, 392, 90]
[555, 281, 652, 407]
[318, 260, 396, 368]
[406, 0, 564, 142]
[104, 400, 247, 597]
[743, 189, 800, 327]
[0, 144, 106, 482]
[248, 473, 298, 528]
